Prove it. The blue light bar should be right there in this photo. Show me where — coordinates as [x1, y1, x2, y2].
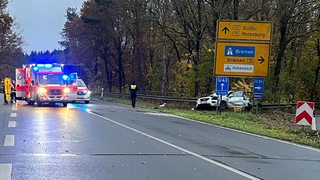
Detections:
[62, 75, 68, 80]
[44, 64, 53, 68]
[33, 67, 39, 71]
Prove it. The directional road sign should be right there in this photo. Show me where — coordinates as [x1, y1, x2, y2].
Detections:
[253, 77, 264, 99]
[215, 41, 270, 77]
[214, 20, 272, 77]
[217, 20, 272, 41]
[216, 76, 229, 95]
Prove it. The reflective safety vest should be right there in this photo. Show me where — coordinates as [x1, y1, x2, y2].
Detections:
[130, 85, 137, 90]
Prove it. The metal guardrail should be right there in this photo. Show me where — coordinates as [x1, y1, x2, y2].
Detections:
[100, 92, 197, 102]
[98, 91, 320, 110]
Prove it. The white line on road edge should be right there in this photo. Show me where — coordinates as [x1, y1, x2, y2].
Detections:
[10, 113, 17, 118]
[0, 164, 12, 180]
[8, 121, 16, 128]
[90, 112, 260, 180]
[4, 135, 15, 147]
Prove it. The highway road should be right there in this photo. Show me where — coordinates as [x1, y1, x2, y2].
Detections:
[0, 95, 319, 180]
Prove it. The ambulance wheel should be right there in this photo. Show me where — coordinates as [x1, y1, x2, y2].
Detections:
[63, 102, 68, 107]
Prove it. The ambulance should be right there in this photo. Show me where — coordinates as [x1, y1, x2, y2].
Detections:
[15, 63, 78, 106]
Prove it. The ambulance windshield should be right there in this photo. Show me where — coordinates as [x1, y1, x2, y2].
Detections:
[39, 74, 64, 85]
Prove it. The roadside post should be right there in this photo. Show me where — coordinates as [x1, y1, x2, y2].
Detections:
[315, 113, 319, 131]
[101, 88, 104, 97]
[296, 101, 316, 130]
[216, 76, 229, 114]
[253, 77, 264, 114]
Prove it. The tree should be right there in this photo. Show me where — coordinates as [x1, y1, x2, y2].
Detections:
[0, 0, 24, 79]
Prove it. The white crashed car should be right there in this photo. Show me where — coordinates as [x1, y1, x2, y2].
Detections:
[196, 91, 252, 111]
[195, 93, 219, 110]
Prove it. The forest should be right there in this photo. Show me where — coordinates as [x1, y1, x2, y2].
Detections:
[1, 0, 320, 103]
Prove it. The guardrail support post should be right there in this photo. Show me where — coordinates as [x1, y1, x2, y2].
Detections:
[314, 113, 319, 131]
[254, 99, 259, 114]
[101, 88, 104, 97]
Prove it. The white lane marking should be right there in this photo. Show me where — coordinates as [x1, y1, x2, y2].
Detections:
[0, 164, 12, 180]
[11, 103, 17, 111]
[8, 121, 16, 128]
[144, 112, 179, 117]
[90, 112, 260, 180]
[4, 135, 15, 147]
[10, 113, 17, 118]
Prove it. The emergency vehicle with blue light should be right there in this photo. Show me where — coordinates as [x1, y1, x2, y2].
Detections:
[15, 63, 78, 106]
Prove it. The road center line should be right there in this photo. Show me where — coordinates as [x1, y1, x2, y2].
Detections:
[11, 103, 17, 111]
[10, 113, 17, 118]
[8, 121, 16, 128]
[90, 111, 260, 180]
[0, 164, 12, 180]
[4, 135, 15, 147]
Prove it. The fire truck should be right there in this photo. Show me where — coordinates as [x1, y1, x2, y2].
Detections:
[15, 63, 78, 107]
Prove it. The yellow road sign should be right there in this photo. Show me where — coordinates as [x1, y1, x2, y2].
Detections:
[214, 41, 270, 77]
[217, 20, 272, 41]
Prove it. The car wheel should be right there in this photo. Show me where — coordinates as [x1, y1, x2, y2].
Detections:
[85, 101, 89, 104]
[220, 101, 227, 110]
[63, 102, 68, 107]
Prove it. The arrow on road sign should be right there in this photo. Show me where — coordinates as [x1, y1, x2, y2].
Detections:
[221, 83, 225, 90]
[258, 56, 265, 64]
[222, 27, 229, 34]
[255, 86, 262, 90]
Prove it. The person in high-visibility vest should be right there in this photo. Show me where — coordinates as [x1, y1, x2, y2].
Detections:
[129, 81, 138, 108]
[3, 78, 12, 104]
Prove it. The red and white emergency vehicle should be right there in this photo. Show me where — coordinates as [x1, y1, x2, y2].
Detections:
[15, 63, 78, 106]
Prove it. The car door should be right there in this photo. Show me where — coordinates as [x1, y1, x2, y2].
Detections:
[227, 91, 245, 107]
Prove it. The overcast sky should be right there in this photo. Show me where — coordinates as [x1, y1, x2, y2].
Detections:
[7, 0, 85, 54]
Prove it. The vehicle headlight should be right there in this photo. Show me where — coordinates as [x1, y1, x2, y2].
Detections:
[63, 87, 71, 94]
[37, 87, 47, 94]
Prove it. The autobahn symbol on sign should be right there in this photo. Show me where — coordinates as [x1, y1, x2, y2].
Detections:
[296, 101, 315, 126]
